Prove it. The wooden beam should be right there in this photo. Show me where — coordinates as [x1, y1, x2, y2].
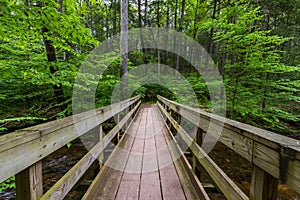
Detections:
[16, 161, 43, 200]
[157, 109, 210, 200]
[39, 101, 140, 200]
[117, 113, 120, 142]
[157, 95, 300, 193]
[157, 95, 300, 151]
[0, 97, 140, 183]
[99, 124, 104, 171]
[250, 165, 278, 200]
[158, 102, 248, 200]
[82, 106, 142, 200]
[193, 128, 204, 172]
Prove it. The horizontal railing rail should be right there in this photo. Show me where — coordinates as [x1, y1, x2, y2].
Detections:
[0, 96, 141, 200]
[157, 95, 300, 200]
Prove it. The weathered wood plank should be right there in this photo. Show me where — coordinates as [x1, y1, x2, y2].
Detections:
[142, 137, 158, 173]
[115, 178, 141, 200]
[253, 141, 300, 193]
[39, 101, 141, 200]
[0, 98, 140, 183]
[155, 108, 210, 200]
[0, 96, 139, 153]
[25, 96, 140, 135]
[16, 161, 43, 200]
[153, 112, 186, 200]
[115, 108, 147, 200]
[158, 95, 300, 154]
[250, 165, 278, 200]
[158, 96, 300, 193]
[158, 103, 248, 200]
[0, 130, 40, 153]
[98, 124, 104, 170]
[192, 128, 204, 174]
[140, 109, 161, 200]
[158, 99, 253, 162]
[140, 172, 162, 200]
[82, 134, 133, 200]
[82, 108, 143, 200]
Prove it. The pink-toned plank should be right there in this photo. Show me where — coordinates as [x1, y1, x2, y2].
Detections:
[140, 108, 161, 200]
[152, 107, 186, 200]
[115, 107, 148, 200]
[142, 137, 158, 173]
[86, 109, 144, 200]
[140, 172, 162, 200]
[88, 105, 206, 200]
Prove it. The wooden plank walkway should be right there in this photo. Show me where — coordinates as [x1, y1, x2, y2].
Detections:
[83, 104, 207, 200]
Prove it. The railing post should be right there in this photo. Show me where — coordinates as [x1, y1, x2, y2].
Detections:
[129, 104, 132, 119]
[99, 124, 104, 171]
[192, 150, 197, 172]
[117, 113, 120, 142]
[250, 165, 278, 200]
[192, 128, 203, 172]
[177, 112, 181, 125]
[125, 108, 128, 129]
[193, 127, 209, 184]
[167, 107, 172, 128]
[16, 161, 43, 200]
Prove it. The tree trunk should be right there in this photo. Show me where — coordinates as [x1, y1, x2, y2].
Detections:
[40, 1, 65, 110]
[144, 0, 148, 27]
[138, 0, 142, 28]
[175, 0, 186, 78]
[120, 0, 128, 97]
[89, 2, 93, 33]
[157, 0, 161, 80]
[113, 0, 117, 35]
[105, 4, 109, 39]
[174, 0, 178, 30]
[138, 0, 146, 63]
[193, 0, 199, 39]
[164, 3, 170, 74]
[173, 0, 178, 67]
[42, 31, 65, 109]
[207, 0, 217, 54]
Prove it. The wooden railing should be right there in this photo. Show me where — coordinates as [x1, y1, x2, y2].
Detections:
[157, 95, 300, 200]
[0, 96, 141, 200]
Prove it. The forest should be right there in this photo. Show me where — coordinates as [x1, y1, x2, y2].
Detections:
[0, 0, 299, 137]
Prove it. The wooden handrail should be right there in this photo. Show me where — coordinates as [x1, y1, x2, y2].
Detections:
[157, 95, 300, 199]
[0, 96, 141, 200]
[157, 101, 248, 200]
[40, 100, 141, 200]
[157, 109, 211, 200]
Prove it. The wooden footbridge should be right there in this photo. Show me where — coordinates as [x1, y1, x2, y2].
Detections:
[1, 96, 300, 200]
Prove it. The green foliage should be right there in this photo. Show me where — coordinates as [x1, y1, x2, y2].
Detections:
[133, 84, 176, 103]
[0, 0, 99, 132]
[0, 176, 15, 192]
[133, 86, 147, 99]
[0, 117, 47, 124]
[187, 74, 210, 107]
[66, 142, 72, 148]
[0, 0, 298, 138]
[204, 1, 299, 133]
[0, 0, 298, 197]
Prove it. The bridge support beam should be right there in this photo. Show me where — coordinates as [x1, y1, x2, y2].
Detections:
[16, 161, 43, 200]
[98, 124, 104, 171]
[117, 113, 120, 142]
[250, 165, 278, 200]
[193, 128, 206, 181]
